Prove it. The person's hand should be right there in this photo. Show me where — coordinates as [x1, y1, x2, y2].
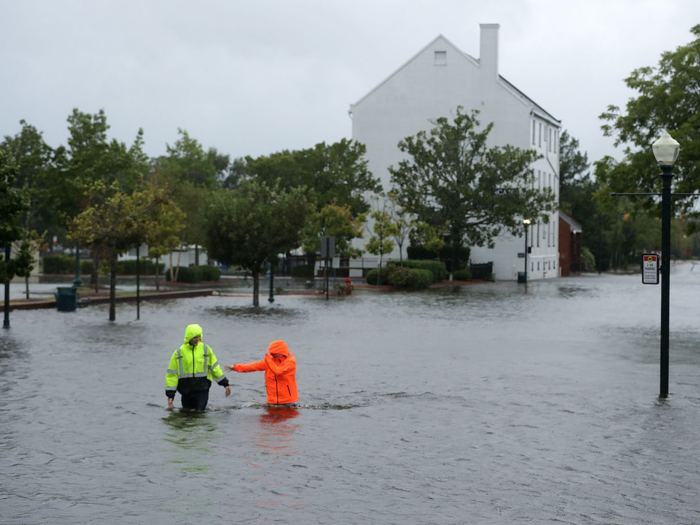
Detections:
[167, 398, 174, 410]
[225, 386, 231, 397]
[225, 365, 235, 372]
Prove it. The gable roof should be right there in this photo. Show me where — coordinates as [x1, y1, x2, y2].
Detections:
[350, 34, 560, 125]
[559, 211, 583, 233]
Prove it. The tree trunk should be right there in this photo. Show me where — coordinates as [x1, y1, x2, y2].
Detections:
[174, 245, 182, 282]
[252, 271, 260, 307]
[195, 244, 199, 266]
[155, 256, 160, 291]
[169, 251, 173, 282]
[91, 251, 100, 292]
[25, 275, 30, 299]
[109, 247, 117, 322]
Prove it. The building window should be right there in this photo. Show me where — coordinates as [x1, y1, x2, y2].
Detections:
[538, 123, 542, 147]
[532, 120, 536, 145]
[538, 171, 541, 190]
[537, 262, 540, 271]
[548, 128, 552, 151]
[537, 223, 540, 247]
[434, 51, 446, 66]
[554, 131, 558, 153]
[531, 262, 534, 271]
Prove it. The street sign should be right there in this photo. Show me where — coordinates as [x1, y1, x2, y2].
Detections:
[320, 236, 335, 259]
[642, 253, 659, 285]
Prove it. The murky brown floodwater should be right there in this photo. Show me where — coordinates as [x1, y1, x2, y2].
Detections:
[2, 264, 700, 524]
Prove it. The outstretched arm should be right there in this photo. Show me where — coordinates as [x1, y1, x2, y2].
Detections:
[226, 359, 267, 373]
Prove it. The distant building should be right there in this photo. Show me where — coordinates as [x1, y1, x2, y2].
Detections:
[558, 212, 583, 276]
[350, 24, 561, 280]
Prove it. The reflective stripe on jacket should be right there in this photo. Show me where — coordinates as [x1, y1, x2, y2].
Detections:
[165, 324, 228, 397]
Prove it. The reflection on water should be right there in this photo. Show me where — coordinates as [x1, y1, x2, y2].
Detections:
[162, 410, 217, 472]
[254, 406, 300, 456]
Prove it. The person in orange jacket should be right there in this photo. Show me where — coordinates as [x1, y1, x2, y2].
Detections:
[225, 340, 298, 407]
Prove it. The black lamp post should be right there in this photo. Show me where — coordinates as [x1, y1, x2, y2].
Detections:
[72, 241, 83, 289]
[523, 219, 531, 284]
[652, 131, 680, 399]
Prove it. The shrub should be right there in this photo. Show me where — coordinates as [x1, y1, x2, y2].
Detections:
[42, 255, 74, 274]
[80, 260, 93, 274]
[388, 267, 433, 290]
[394, 260, 448, 282]
[406, 244, 471, 272]
[365, 265, 398, 285]
[291, 264, 314, 278]
[118, 259, 165, 275]
[198, 265, 221, 282]
[166, 266, 202, 283]
[451, 269, 472, 281]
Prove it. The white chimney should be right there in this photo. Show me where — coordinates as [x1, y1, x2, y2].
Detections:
[479, 23, 500, 79]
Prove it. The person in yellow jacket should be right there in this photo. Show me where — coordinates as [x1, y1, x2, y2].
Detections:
[225, 340, 298, 407]
[165, 324, 230, 411]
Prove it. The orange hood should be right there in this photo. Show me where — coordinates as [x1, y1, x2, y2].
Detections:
[268, 340, 290, 357]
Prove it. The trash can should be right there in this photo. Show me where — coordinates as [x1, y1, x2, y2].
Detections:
[517, 272, 527, 284]
[56, 287, 77, 312]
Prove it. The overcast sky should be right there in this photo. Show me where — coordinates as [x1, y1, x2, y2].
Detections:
[1, 0, 697, 171]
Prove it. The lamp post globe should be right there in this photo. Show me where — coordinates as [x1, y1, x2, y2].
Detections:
[522, 219, 531, 284]
[652, 130, 680, 399]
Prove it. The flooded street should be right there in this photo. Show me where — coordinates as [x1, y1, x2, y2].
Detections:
[2, 264, 700, 524]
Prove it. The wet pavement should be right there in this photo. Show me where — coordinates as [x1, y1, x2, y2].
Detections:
[1, 264, 700, 524]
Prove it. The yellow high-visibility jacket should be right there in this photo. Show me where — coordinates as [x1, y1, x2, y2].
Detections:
[165, 324, 229, 398]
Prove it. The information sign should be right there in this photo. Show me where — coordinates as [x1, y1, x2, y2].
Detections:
[642, 253, 659, 285]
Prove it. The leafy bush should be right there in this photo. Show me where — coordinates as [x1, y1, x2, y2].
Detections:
[451, 269, 472, 281]
[365, 265, 398, 285]
[392, 260, 448, 282]
[118, 259, 165, 275]
[388, 267, 433, 290]
[166, 266, 202, 283]
[198, 265, 221, 282]
[42, 255, 74, 274]
[291, 264, 314, 278]
[80, 260, 93, 274]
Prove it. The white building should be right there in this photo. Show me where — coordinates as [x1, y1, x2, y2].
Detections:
[350, 24, 561, 280]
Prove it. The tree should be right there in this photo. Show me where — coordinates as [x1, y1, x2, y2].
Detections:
[68, 180, 175, 321]
[302, 203, 366, 259]
[0, 148, 30, 285]
[598, 25, 700, 225]
[365, 197, 398, 285]
[204, 181, 313, 306]
[386, 193, 415, 264]
[390, 106, 556, 271]
[246, 139, 382, 217]
[1, 120, 54, 234]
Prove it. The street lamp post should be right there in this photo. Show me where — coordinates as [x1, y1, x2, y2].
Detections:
[523, 219, 531, 284]
[652, 131, 680, 399]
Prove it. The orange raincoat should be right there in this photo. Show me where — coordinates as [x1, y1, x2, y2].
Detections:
[233, 341, 298, 405]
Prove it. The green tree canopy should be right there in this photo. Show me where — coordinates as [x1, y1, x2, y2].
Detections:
[598, 25, 700, 222]
[389, 106, 556, 269]
[204, 181, 313, 306]
[302, 203, 366, 259]
[0, 148, 30, 282]
[245, 139, 382, 217]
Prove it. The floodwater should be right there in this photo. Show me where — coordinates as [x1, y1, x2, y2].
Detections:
[2, 264, 700, 524]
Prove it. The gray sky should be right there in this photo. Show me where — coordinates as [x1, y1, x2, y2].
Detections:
[1, 0, 698, 170]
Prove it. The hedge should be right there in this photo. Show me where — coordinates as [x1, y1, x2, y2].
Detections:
[387, 267, 433, 290]
[389, 260, 448, 282]
[451, 269, 472, 281]
[42, 255, 167, 275]
[198, 265, 221, 282]
[291, 264, 314, 278]
[406, 244, 471, 272]
[365, 265, 399, 285]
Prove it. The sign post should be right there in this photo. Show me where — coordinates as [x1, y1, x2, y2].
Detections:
[321, 237, 335, 301]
